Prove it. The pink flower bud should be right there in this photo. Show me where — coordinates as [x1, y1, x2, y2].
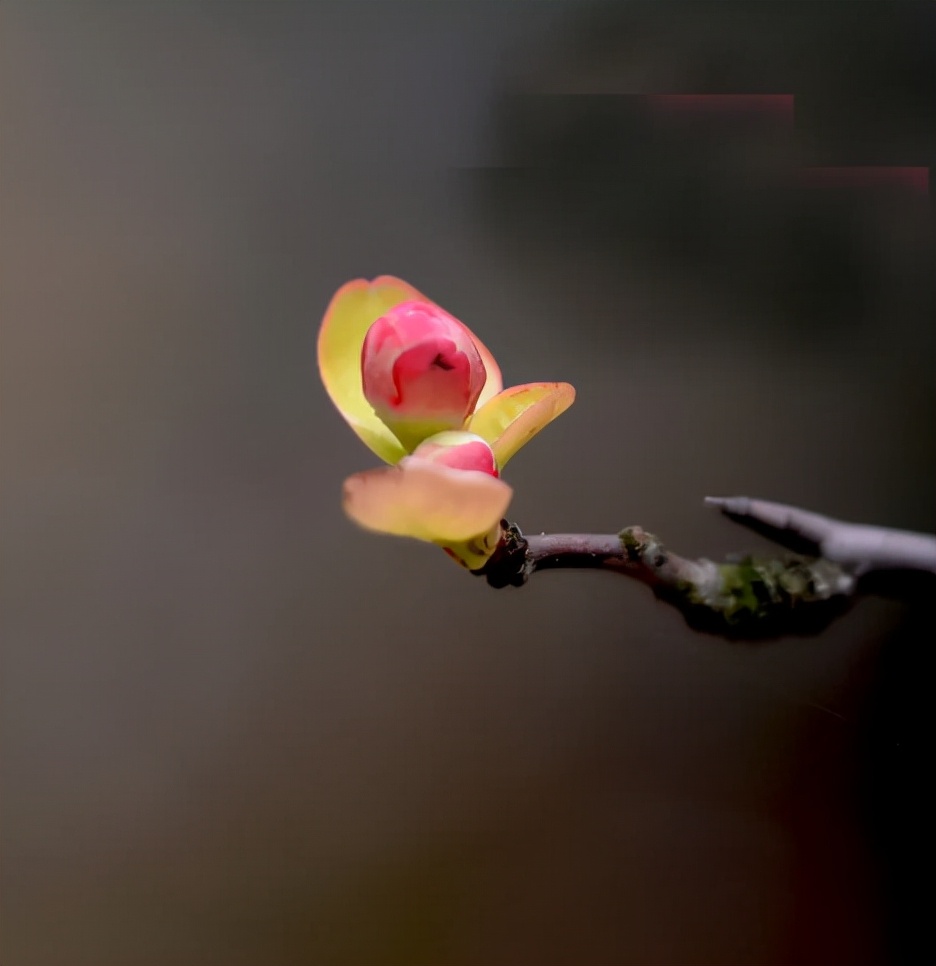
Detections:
[361, 300, 487, 451]
[410, 431, 499, 477]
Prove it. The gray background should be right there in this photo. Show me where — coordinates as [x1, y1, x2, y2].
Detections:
[3, 3, 934, 964]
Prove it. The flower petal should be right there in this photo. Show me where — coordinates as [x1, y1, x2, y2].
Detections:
[318, 278, 416, 464]
[411, 431, 498, 476]
[441, 528, 503, 571]
[318, 277, 503, 462]
[342, 458, 512, 544]
[468, 382, 576, 468]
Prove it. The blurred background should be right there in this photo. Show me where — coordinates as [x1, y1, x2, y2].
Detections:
[2, 3, 934, 964]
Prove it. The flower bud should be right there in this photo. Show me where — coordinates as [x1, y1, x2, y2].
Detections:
[361, 300, 486, 451]
[410, 431, 499, 477]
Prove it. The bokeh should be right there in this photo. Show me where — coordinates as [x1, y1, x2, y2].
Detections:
[3, 3, 934, 964]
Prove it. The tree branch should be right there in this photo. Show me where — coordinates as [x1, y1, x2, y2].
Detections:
[474, 498, 936, 639]
[704, 496, 936, 575]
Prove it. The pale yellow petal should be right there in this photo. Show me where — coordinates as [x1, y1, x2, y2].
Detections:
[318, 276, 503, 462]
[342, 459, 512, 543]
[468, 382, 576, 468]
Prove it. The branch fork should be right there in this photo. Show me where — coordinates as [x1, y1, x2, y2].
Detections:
[475, 497, 936, 638]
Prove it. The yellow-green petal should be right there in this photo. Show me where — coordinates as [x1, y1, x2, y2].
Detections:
[468, 382, 576, 468]
[318, 277, 414, 464]
[436, 526, 503, 571]
[342, 458, 512, 545]
[318, 276, 503, 463]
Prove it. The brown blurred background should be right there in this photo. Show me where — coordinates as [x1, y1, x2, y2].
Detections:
[2, 3, 935, 964]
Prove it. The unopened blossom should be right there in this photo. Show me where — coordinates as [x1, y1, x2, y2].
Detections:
[361, 300, 487, 451]
[318, 275, 575, 568]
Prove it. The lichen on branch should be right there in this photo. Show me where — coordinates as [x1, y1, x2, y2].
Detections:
[474, 498, 935, 639]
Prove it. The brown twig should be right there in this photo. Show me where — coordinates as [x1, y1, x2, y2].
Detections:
[475, 499, 936, 639]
